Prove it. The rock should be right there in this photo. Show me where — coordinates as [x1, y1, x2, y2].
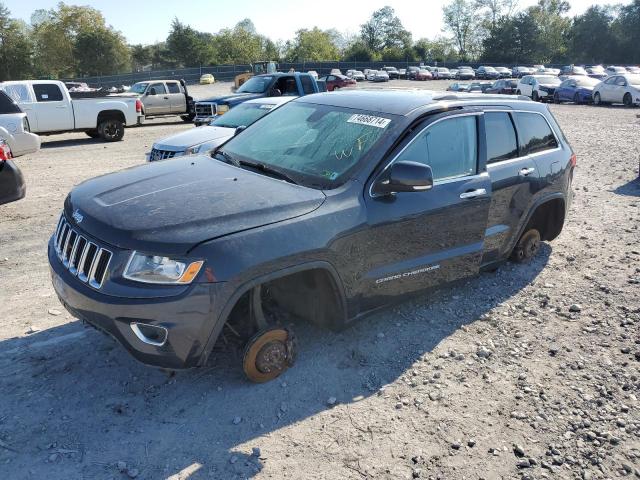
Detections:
[27, 326, 40, 334]
[48, 308, 62, 316]
[551, 455, 564, 466]
[477, 346, 493, 358]
[513, 444, 525, 457]
[511, 411, 527, 420]
[467, 439, 476, 448]
[528, 458, 537, 466]
[117, 461, 128, 472]
[582, 470, 593, 480]
[428, 391, 442, 401]
[569, 304, 582, 313]
[621, 346, 631, 354]
[127, 468, 139, 479]
[327, 397, 337, 406]
[412, 468, 422, 478]
[232, 416, 242, 425]
[517, 459, 531, 469]
[451, 441, 462, 450]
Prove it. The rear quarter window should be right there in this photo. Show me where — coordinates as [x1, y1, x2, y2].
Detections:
[300, 75, 315, 94]
[33, 84, 64, 102]
[485, 112, 518, 164]
[513, 112, 558, 156]
[0, 91, 22, 113]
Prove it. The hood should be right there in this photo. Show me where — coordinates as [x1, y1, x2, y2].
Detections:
[199, 93, 263, 105]
[153, 126, 234, 151]
[539, 83, 559, 89]
[66, 157, 326, 255]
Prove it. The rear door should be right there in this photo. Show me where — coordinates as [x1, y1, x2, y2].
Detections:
[166, 81, 186, 113]
[361, 111, 491, 307]
[31, 83, 74, 132]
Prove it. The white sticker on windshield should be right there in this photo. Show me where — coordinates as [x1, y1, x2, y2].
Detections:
[259, 104, 275, 109]
[347, 114, 391, 129]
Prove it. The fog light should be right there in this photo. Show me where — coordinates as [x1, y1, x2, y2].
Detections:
[130, 322, 168, 346]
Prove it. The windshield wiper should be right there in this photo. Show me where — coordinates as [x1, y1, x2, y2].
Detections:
[213, 149, 239, 166]
[239, 160, 298, 185]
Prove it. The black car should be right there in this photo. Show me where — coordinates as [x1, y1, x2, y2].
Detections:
[0, 140, 25, 206]
[485, 79, 519, 94]
[476, 66, 501, 80]
[381, 67, 400, 79]
[49, 91, 574, 382]
[405, 66, 421, 80]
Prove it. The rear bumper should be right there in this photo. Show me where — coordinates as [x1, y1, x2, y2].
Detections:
[136, 114, 145, 125]
[0, 159, 26, 205]
[48, 239, 227, 369]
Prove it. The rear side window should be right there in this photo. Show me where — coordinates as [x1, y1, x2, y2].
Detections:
[485, 112, 518, 164]
[33, 84, 63, 102]
[166, 82, 181, 94]
[513, 112, 558, 156]
[300, 75, 315, 94]
[398, 116, 477, 181]
[0, 91, 22, 113]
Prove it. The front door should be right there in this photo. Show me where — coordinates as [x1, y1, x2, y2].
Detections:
[143, 82, 169, 114]
[31, 83, 74, 132]
[358, 111, 492, 309]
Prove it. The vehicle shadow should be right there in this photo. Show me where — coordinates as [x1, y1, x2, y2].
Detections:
[0, 246, 551, 479]
[41, 137, 104, 148]
[613, 177, 640, 197]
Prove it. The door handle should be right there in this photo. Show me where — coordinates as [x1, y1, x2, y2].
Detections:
[519, 167, 536, 177]
[55, 105, 67, 109]
[163, 96, 169, 99]
[459, 188, 487, 199]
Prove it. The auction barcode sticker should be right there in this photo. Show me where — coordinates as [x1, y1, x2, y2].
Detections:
[347, 114, 391, 129]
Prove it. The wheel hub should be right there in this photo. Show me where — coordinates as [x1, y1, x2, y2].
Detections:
[242, 327, 296, 383]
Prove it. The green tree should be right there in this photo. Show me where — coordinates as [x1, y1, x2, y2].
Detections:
[342, 40, 375, 62]
[0, 3, 34, 80]
[166, 18, 216, 67]
[360, 6, 412, 52]
[74, 27, 130, 76]
[568, 6, 617, 64]
[613, 0, 640, 63]
[442, 0, 483, 60]
[284, 27, 340, 61]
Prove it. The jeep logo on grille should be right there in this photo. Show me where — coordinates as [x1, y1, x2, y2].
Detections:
[72, 209, 83, 224]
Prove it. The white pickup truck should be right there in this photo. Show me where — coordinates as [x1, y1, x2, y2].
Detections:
[0, 80, 144, 142]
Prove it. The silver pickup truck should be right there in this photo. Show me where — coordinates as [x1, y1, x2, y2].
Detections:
[122, 80, 195, 122]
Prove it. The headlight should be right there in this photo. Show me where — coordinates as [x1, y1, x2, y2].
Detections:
[184, 143, 206, 155]
[216, 104, 229, 115]
[124, 252, 203, 284]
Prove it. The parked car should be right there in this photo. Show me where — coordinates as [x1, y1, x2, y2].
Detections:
[307, 71, 319, 80]
[592, 74, 640, 107]
[553, 76, 600, 104]
[626, 66, 640, 74]
[149, 97, 295, 161]
[517, 75, 561, 102]
[415, 69, 433, 81]
[0, 80, 143, 142]
[469, 81, 495, 93]
[484, 79, 518, 95]
[456, 67, 476, 80]
[398, 68, 407, 79]
[124, 80, 195, 121]
[48, 90, 574, 382]
[406, 66, 421, 80]
[513, 66, 533, 78]
[0, 139, 25, 205]
[346, 70, 365, 81]
[381, 67, 400, 79]
[199, 74, 215, 85]
[367, 70, 389, 82]
[495, 67, 513, 78]
[446, 82, 471, 92]
[476, 66, 501, 80]
[449, 69, 459, 78]
[586, 65, 608, 80]
[330, 69, 342, 75]
[605, 66, 627, 77]
[0, 90, 40, 157]
[559, 66, 587, 78]
[194, 73, 321, 125]
[318, 74, 357, 91]
[432, 67, 452, 80]
[536, 67, 560, 76]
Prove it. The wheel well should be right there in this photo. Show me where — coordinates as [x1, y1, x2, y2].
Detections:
[225, 268, 346, 337]
[97, 110, 125, 126]
[524, 198, 565, 242]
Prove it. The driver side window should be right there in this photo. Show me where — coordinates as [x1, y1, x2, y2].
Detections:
[396, 116, 478, 181]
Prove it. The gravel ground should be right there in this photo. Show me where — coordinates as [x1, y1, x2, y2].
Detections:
[0, 80, 639, 480]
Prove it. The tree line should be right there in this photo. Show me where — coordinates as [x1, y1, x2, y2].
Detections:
[0, 0, 638, 81]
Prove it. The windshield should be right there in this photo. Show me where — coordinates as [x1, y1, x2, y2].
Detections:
[130, 82, 149, 94]
[537, 76, 561, 85]
[590, 66, 604, 72]
[575, 77, 600, 87]
[572, 67, 587, 74]
[485, 67, 496, 71]
[219, 102, 394, 188]
[211, 102, 278, 128]
[236, 76, 272, 94]
[627, 74, 640, 86]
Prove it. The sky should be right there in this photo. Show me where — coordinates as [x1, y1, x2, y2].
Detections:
[4, 0, 631, 45]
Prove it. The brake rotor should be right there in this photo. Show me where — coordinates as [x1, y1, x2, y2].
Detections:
[242, 327, 297, 383]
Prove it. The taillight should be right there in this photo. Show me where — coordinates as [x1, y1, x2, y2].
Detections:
[570, 153, 577, 167]
[0, 141, 12, 160]
[135, 99, 143, 113]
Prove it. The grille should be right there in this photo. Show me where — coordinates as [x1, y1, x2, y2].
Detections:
[149, 148, 177, 161]
[54, 215, 112, 290]
[195, 103, 215, 117]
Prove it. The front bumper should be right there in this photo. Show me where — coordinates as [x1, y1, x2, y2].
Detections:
[48, 239, 226, 369]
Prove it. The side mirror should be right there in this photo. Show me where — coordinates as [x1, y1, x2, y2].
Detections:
[234, 125, 247, 136]
[373, 161, 434, 196]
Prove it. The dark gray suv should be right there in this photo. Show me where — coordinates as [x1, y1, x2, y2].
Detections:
[49, 91, 575, 382]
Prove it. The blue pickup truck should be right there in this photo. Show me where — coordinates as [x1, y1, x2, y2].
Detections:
[193, 72, 323, 125]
